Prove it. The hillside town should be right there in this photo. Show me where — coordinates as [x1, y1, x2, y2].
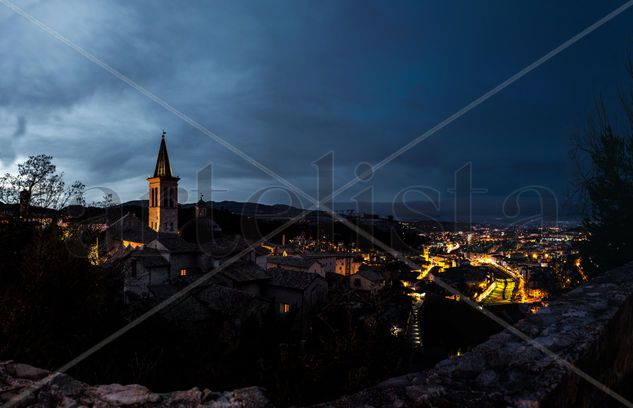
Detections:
[1, 135, 588, 345]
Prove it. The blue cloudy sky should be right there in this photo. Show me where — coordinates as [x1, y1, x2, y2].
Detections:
[1, 0, 632, 216]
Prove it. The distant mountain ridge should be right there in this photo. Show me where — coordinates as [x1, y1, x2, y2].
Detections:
[119, 200, 314, 218]
[2, 197, 582, 226]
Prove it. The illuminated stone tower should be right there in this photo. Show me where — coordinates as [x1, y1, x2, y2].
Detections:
[148, 131, 179, 233]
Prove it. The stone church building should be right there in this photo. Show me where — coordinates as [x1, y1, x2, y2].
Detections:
[103, 132, 327, 329]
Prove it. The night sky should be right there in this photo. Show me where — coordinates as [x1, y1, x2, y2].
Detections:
[1, 0, 632, 219]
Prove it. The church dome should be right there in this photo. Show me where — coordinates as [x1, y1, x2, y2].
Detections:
[180, 217, 222, 245]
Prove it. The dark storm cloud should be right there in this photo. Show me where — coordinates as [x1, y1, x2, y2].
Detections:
[1, 0, 632, 212]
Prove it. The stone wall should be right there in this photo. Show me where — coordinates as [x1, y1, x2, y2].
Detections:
[3, 262, 633, 407]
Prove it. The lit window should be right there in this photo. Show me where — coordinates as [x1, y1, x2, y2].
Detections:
[180, 268, 188, 277]
[280, 303, 291, 314]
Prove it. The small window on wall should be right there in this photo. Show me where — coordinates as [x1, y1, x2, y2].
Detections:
[280, 303, 291, 314]
[180, 268, 188, 277]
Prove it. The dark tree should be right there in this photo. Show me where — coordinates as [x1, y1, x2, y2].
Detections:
[0, 224, 123, 369]
[575, 81, 633, 273]
[0, 154, 85, 209]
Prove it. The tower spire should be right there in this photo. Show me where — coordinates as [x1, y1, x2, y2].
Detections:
[154, 131, 174, 178]
[148, 130, 179, 233]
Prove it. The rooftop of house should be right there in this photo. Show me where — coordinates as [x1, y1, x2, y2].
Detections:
[151, 234, 200, 253]
[218, 261, 271, 283]
[131, 247, 169, 268]
[107, 213, 157, 244]
[149, 282, 270, 322]
[357, 269, 384, 282]
[266, 268, 323, 291]
[266, 256, 320, 269]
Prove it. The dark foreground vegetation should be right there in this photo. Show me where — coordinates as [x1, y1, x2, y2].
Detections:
[0, 220, 421, 406]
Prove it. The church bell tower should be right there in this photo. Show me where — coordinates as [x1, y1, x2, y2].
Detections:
[148, 131, 179, 233]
